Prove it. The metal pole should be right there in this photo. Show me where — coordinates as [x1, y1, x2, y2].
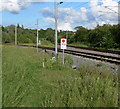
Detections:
[54, 0, 58, 56]
[36, 19, 39, 53]
[66, 31, 68, 39]
[62, 49, 64, 65]
[15, 25, 17, 46]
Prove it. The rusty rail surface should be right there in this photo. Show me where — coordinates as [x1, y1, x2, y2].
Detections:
[19, 44, 120, 65]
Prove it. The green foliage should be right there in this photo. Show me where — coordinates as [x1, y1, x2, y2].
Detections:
[39, 29, 46, 39]
[74, 26, 88, 43]
[58, 30, 75, 44]
[17, 24, 20, 28]
[2, 46, 118, 107]
[88, 25, 116, 49]
[45, 28, 55, 42]
[2, 32, 12, 43]
[74, 24, 119, 49]
[2, 25, 36, 44]
[2, 24, 120, 49]
[40, 40, 54, 47]
[110, 24, 120, 48]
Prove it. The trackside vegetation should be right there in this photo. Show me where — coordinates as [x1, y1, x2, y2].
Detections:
[2, 46, 118, 107]
[2, 24, 120, 49]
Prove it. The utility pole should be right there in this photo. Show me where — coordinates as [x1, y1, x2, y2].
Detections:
[66, 31, 68, 39]
[15, 25, 17, 46]
[54, 0, 58, 56]
[54, 0, 63, 57]
[36, 19, 39, 53]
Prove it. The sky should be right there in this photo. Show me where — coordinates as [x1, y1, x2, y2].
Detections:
[0, 0, 119, 31]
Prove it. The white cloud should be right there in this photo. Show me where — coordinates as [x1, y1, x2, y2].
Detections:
[43, 15, 73, 31]
[90, 0, 118, 24]
[58, 22, 73, 31]
[41, 0, 118, 30]
[0, 0, 118, 29]
[0, 0, 31, 13]
[0, 0, 51, 13]
[45, 17, 54, 23]
[41, 7, 91, 30]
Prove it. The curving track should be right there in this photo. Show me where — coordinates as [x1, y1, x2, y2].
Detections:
[68, 45, 120, 55]
[18, 44, 120, 65]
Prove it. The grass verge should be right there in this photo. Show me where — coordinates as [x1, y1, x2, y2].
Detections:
[2, 46, 118, 107]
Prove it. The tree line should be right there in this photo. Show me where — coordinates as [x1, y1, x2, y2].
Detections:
[2, 24, 120, 49]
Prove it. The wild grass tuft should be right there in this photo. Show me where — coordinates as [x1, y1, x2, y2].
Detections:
[2, 46, 118, 107]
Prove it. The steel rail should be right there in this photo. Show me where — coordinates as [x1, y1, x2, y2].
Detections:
[19, 44, 120, 65]
[68, 45, 120, 55]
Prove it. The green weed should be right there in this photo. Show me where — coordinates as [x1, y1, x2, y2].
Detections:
[2, 46, 118, 107]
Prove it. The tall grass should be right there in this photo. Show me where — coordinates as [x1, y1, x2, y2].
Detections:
[2, 46, 118, 107]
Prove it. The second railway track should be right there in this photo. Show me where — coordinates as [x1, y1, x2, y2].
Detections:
[68, 45, 120, 55]
[18, 44, 120, 65]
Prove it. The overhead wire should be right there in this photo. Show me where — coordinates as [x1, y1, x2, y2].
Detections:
[51, 0, 119, 29]
[72, 2, 89, 10]
[102, 6, 120, 16]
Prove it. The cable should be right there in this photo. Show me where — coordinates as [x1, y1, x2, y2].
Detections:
[70, 2, 102, 11]
[58, 1, 119, 29]
[59, 2, 73, 7]
[61, 2, 89, 10]
[73, 2, 89, 10]
[102, 6, 120, 16]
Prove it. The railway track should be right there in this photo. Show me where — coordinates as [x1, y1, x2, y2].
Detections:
[19, 44, 120, 65]
[68, 45, 120, 55]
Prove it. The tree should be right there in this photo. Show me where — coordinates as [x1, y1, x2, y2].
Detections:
[2, 24, 120, 49]
[2, 26, 4, 31]
[88, 24, 115, 49]
[22, 25, 24, 29]
[74, 26, 88, 43]
[17, 24, 20, 28]
[45, 28, 54, 42]
[110, 24, 120, 48]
